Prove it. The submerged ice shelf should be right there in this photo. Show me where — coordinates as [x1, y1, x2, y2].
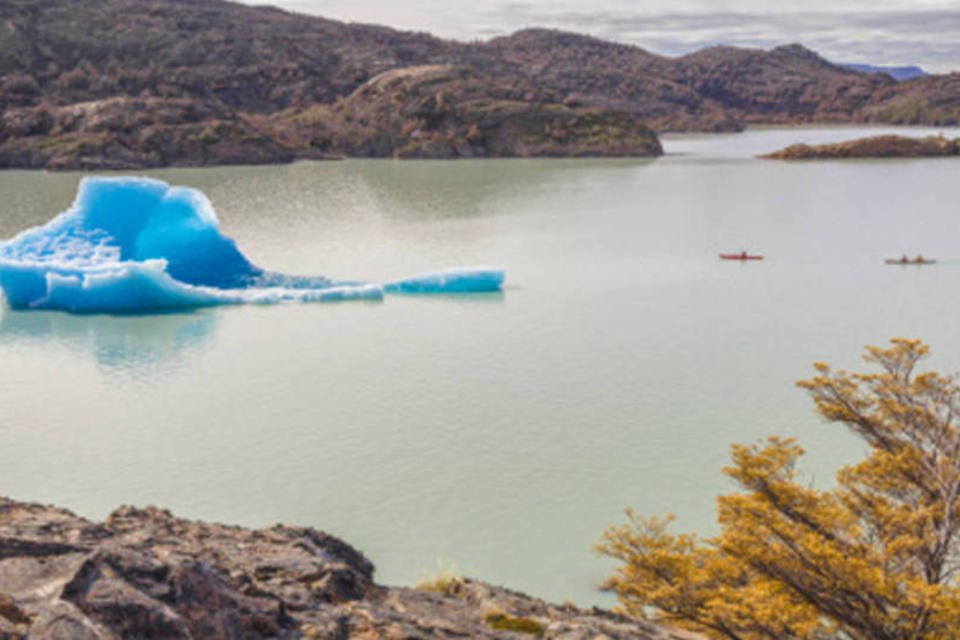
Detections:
[0, 177, 504, 313]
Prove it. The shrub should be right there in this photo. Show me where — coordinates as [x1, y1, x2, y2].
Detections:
[483, 608, 544, 636]
[598, 339, 960, 640]
[3, 73, 41, 95]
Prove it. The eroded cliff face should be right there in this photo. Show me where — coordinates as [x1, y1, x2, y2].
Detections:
[0, 498, 697, 639]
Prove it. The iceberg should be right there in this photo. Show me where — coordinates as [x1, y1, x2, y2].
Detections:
[0, 177, 504, 313]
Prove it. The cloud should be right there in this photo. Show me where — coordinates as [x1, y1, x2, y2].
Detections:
[479, 5, 960, 71]
[244, 1, 960, 72]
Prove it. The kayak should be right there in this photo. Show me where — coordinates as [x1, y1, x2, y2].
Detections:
[720, 254, 764, 261]
[885, 258, 937, 265]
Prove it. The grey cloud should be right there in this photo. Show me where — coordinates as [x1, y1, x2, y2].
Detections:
[480, 6, 960, 70]
[244, 1, 960, 71]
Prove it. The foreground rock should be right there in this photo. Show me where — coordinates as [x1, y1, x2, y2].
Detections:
[0, 498, 695, 639]
[761, 134, 960, 159]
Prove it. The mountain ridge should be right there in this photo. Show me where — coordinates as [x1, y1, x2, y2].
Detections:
[0, 0, 958, 168]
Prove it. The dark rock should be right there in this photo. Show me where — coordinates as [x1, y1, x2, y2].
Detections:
[0, 497, 696, 639]
[0, 592, 31, 625]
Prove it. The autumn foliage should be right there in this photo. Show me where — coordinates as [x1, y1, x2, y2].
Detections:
[598, 339, 960, 640]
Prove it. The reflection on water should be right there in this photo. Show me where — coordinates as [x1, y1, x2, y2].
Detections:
[346, 158, 659, 221]
[0, 309, 217, 370]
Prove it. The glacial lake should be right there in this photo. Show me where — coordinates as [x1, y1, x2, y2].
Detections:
[3, 126, 960, 606]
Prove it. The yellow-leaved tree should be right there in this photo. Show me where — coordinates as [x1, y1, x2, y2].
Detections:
[597, 339, 960, 640]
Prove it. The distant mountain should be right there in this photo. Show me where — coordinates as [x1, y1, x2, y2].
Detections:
[473, 34, 904, 130]
[841, 63, 928, 81]
[0, 0, 958, 169]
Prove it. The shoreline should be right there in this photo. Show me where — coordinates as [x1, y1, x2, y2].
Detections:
[3, 124, 960, 173]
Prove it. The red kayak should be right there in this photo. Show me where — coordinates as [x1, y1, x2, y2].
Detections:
[720, 253, 764, 261]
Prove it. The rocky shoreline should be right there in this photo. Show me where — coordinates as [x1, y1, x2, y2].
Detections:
[0, 67, 663, 171]
[761, 134, 960, 160]
[0, 498, 695, 639]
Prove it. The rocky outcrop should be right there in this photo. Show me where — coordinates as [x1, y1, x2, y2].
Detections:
[860, 73, 960, 125]
[761, 134, 960, 159]
[279, 65, 662, 159]
[0, 97, 307, 170]
[0, 498, 696, 639]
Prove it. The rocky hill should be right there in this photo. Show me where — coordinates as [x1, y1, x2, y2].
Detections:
[0, 497, 697, 639]
[859, 73, 960, 124]
[0, 0, 958, 168]
[277, 65, 662, 158]
[470, 34, 887, 131]
[471, 32, 960, 130]
[0, 96, 305, 170]
[0, 0, 454, 111]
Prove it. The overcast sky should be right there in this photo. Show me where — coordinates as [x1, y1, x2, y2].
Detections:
[242, 0, 960, 72]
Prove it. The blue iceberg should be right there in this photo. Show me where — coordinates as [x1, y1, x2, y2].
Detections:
[0, 177, 504, 313]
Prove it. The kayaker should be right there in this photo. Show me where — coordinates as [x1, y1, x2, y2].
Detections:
[901, 254, 909, 264]
[741, 250, 747, 259]
[916, 254, 925, 264]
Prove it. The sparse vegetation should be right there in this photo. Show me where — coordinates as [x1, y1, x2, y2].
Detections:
[415, 574, 462, 594]
[415, 561, 464, 596]
[304, 65, 662, 159]
[483, 607, 545, 636]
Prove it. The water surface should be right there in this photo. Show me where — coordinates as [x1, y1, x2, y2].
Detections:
[3, 126, 960, 605]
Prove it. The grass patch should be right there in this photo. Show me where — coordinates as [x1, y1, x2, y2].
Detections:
[483, 608, 544, 636]
[415, 573, 462, 594]
[414, 560, 463, 595]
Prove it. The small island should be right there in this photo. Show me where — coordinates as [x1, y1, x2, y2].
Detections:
[760, 134, 960, 160]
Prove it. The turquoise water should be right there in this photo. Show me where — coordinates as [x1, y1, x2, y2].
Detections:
[2, 126, 960, 605]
